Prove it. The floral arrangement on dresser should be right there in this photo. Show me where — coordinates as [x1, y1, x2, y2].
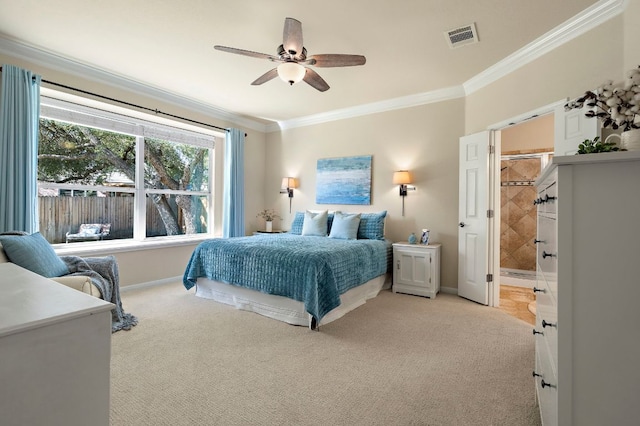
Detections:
[256, 209, 281, 222]
[565, 65, 640, 131]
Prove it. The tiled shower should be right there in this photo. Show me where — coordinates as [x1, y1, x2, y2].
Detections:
[500, 155, 544, 284]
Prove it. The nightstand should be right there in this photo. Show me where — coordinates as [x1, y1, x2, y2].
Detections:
[392, 242, 441, 298]
[252, 230, 285, 235]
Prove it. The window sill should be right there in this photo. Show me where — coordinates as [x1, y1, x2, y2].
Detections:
[53, 235, 215, 257]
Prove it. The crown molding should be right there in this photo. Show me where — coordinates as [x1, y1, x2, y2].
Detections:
[0, 36, 269, 133]
[463, 0, 626, 95]
[268, 85, 466, 132]
[271, 0, 625, 131]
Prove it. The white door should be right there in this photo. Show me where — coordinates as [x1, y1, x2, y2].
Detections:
[554, 104, 599, 155]
[458, 132, 491, 305]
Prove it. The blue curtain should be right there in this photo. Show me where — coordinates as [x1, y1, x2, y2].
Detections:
[222, 128, 245, 237]
[0, 65, 41, 234]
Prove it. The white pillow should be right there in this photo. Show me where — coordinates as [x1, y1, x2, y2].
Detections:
[301, 210, 328, 236]
[329, 211, 361, 240]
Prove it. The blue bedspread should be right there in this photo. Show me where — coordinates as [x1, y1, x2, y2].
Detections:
[183, 234, 391, 322]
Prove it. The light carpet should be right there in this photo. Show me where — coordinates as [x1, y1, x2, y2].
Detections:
[111, 283, 541, 425]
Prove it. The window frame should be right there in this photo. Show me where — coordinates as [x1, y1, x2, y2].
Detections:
[38, 94, 219, 245]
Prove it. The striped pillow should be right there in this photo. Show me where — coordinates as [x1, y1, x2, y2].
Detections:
[357, 211, 387, 240]
[288, 211, 305, 234]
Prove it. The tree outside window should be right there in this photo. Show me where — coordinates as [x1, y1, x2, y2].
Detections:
[38, 115, 213, 244]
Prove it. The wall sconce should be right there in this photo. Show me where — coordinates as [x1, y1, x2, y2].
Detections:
[393, 170, 415, 216]
[280, 177, 298, 213]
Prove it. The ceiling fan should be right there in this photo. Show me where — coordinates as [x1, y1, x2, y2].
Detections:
[214, 17, 366, 92]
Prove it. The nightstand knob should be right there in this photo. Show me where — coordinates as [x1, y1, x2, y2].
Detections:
[542, 251, 556, 259]
[533, 287, 546, 293]
[542, 319, 557, 328]
[534, 239, 544, 244]
[532, 329, 544, 336]
[533, 371, 542, 378]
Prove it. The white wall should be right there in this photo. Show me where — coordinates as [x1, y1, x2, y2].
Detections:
[265, 99, 465, 290]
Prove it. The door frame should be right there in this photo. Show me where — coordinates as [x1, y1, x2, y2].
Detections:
[484, 99, 566, 307]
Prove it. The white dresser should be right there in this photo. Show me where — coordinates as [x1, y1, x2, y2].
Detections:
[0, 263, 114, 426]
[392, 242, 441, 298]
[533, 151, 640, 426]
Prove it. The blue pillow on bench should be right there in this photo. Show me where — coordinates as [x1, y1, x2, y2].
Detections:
[0, 232, 69, 278]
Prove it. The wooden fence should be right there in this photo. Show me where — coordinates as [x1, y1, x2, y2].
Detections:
[39, 196, 169, 244]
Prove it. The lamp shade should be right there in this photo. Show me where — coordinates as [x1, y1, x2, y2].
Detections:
[393, 170, 412, 185]
[281, 177, 298, 189]
[277, 62, 306, 85]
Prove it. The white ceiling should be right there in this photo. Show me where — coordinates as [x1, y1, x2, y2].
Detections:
[0, 0, 601, 127]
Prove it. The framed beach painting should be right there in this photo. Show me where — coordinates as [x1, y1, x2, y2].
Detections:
[316, 155, 372, 205]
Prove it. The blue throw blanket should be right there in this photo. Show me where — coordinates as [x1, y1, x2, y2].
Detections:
[183, 234, 391, 322]
[61, 255, 138, 332]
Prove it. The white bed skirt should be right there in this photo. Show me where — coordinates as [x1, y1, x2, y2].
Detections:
[194, 274, 391, 328]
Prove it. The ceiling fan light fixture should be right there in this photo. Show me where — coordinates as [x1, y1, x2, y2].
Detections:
[277, 62, 305, 85]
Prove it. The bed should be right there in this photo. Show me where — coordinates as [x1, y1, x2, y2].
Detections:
[182, 211, 391, 329]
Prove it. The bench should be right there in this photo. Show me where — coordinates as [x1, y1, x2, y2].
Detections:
[66, 223, 111, 243]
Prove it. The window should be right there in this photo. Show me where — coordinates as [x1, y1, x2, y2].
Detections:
[38, 96, 216, 244]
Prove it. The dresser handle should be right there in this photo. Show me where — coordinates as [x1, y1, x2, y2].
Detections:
[541, 379, 556, 389]
[542, 251, 556, 259]
[542, 319, 557, 328]
[532, 371, 542, 378]
[532, 329, 544, 336]
[534, 239, 544, 244]
[533, 287, 546, 293]
[544, 194, 556, 202]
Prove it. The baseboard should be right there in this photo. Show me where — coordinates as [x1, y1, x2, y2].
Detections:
[440, 286, 458, 295]
[499, 276, 536, 289]
[120, 276, 181, 293]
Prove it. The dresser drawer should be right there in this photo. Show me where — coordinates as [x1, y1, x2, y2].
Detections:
[540, 181, 557, 214]
[535, 346, 558, 426]
[536, 170, 557, 215]
[537, 216, 557, 281]
[535, 284, 558, 370]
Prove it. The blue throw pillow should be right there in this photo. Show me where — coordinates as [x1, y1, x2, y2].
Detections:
[357, 211, 387, 240]
[0, 232, 69, 278]
[301, 210, 328, 236]
[329, 211, 361, 240]
[288, 211, 305, 234]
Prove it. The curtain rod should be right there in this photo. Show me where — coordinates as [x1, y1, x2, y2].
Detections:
[0, 66, 246, 137]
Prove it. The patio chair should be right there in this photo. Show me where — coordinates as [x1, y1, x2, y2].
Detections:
[66, 223, 111, 243]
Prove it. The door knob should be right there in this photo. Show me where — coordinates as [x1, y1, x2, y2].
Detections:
[459, 222, 466, 228]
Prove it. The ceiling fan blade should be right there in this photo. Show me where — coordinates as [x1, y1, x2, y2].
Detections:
[303, 68, 330, 92]
[214, 45, 279, 61]
[304, 54, 367, 67]
[283, 17, 304, 59]
[251, 68, 279, 86]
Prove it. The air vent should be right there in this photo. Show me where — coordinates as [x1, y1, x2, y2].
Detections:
[445, 23, 479, 48]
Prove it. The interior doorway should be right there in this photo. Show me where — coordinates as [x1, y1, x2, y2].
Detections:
[496, 114, 553, 320]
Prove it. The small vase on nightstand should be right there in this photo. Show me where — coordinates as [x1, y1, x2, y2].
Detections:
[408, 233, 417, 244]
[265, 221, 273, 232]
